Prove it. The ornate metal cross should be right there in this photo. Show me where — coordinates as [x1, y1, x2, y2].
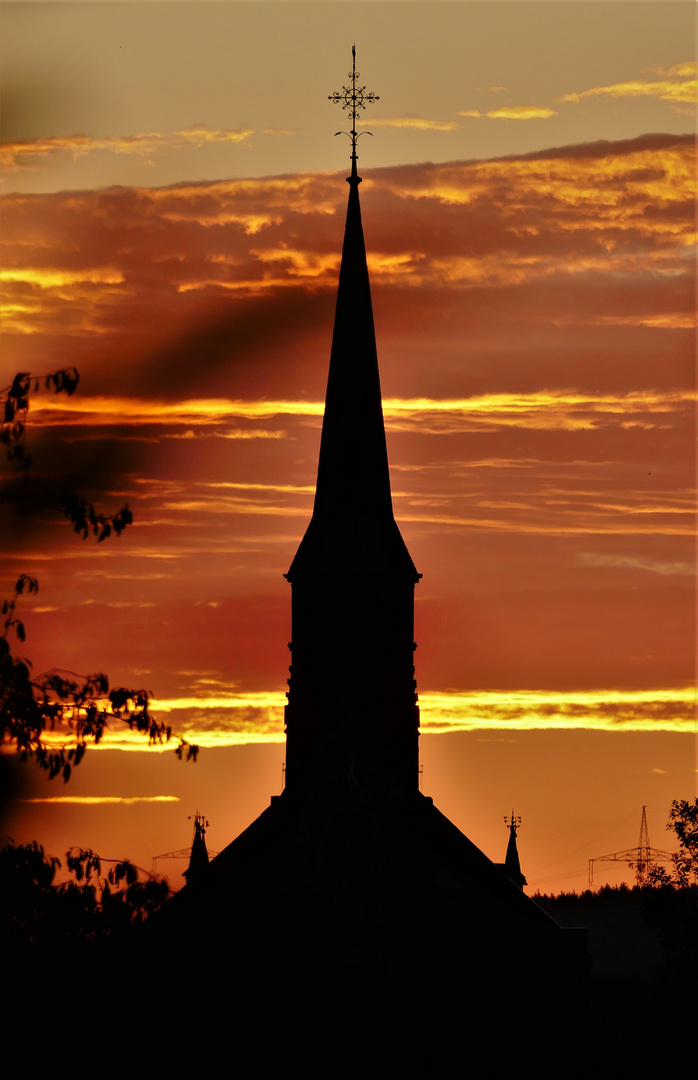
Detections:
[329, 45, 379, 171]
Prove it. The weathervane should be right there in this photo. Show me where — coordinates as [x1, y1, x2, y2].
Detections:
[329, 45, 379, 178]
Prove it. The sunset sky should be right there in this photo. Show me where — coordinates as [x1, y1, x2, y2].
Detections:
[1, 1, 695, 895]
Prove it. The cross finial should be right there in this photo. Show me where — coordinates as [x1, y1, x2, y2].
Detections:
[329, 45, 379, 183]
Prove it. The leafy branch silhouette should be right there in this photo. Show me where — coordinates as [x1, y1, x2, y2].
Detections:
[1, 368, 133, 541]
[1, 574, 198, 779]
[647, 799, 698, 888]
[1, 369, 199, 775]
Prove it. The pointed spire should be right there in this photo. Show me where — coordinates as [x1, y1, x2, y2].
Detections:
[288, 51, 417, 582]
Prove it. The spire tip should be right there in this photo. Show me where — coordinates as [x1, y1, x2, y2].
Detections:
[329, 47, 379, 176]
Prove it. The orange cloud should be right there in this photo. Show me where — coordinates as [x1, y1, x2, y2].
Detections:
[1, 134, 692, 339]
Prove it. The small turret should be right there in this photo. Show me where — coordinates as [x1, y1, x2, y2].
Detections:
[182, 811, 209, 887]
[497, 810, 527, 890]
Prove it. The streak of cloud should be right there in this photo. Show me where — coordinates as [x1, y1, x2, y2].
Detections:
[22, 795, 180, 804]
[0, 125, 255, 171]
[40, 688, 694, 750]
[358, 115, 458, 131]
[559, 61, 697, 106]
[458, 107, 557, 120]
[28, 389, 695, 433]
[578, 553, 696, 576]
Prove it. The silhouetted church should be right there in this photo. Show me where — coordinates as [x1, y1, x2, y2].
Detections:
[159, 53, 585, 1070]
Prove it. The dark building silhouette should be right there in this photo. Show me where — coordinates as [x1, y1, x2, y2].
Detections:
[156, 56, 586, 1069]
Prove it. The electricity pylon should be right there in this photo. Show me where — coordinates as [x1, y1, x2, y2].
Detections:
[588, 806, 674, 886]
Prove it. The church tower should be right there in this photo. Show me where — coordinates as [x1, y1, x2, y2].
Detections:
[284, 48, 420, 799]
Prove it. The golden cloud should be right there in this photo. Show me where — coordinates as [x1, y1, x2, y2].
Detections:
[142, 173, 341, 222]
[0, 126, 255, 170]
[458, 107, 557, 120]
[358, 115, 458, 131]
[43, 687, 693, 750]
[560, 63, 697, 106]
[28, 389, 694, 433]
[0, 268, 124, 288]
[1, 135, 692, 337]
[249, 245, 340, 278]
[591, 313, 695, 329]
[388, 141, 694, 213]
[22, 795, 180, 804]
[644, 62, 697, 78]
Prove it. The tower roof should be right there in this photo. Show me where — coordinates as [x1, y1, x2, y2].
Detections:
[287, 165, 419, 581]
[501, 810, 527, 889]
[182, 811, 209, 886]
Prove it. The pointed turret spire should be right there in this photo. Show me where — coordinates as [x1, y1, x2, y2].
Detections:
[183, 811, 210, 887]
[503, 811, 527, 890]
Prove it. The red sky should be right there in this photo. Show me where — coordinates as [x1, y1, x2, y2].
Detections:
[1, 3, 695, 894]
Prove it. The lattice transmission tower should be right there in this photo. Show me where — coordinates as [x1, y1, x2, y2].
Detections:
[588, 805, 674, 886]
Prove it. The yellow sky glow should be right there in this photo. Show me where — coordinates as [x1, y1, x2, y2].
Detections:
[21, 795, 180, 805]
[28, 389, 694, 431]
[26, 687, 693, 753]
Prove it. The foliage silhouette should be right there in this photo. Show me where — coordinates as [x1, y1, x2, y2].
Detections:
[1, 368, 198, 774]
[647, 798, 698, 888]
[1, 575, 199, 777]
[1, 368, 133, 541]
[0, 837, 170, 946]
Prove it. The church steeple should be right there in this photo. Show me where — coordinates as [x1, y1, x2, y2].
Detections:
[284, 51, 420, 797]
[288, 48, 416, 581]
